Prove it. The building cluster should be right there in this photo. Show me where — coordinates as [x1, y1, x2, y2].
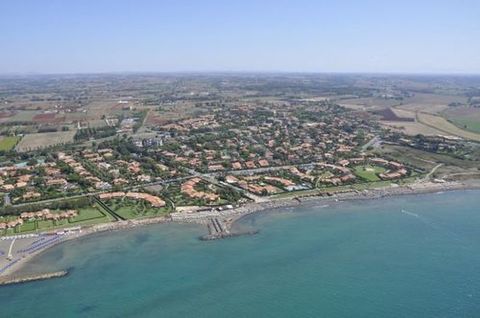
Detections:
[369, 158, 408, 180]
[0, 160, 73, 203]
[58, 152, 106, 189]
[156, 103, 376, 173]
[180, 178, 219, 202]
[59, 148, 177, 189]
[0, 166, 32, 191]
[0, 209, 77, 230]
[98, 191, 166, 208]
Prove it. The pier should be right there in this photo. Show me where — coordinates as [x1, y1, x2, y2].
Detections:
[201, 217, 257, 240]
[0, 270, 68, 286]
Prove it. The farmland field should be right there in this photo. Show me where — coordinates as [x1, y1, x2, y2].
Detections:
[395, 93, 468, 114]
[15, 130, 76, 152]
[339, 97, 401, 111]
[416, 112, 480, 142]
[443, 107, 480, 134]
[0, 136, 21, 151]
[380, 119, 441, 136]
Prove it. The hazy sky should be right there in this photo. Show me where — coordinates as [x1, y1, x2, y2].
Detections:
[1, 0, 479, 74]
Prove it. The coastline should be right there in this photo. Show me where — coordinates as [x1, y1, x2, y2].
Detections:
[1, 179, 479, 282]
[218, 179, 480, 233]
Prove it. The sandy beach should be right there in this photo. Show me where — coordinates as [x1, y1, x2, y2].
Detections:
[1, 179, 479, 283]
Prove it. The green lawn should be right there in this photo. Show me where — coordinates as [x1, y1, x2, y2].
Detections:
[353, 165, 386, 182]
[17, 221, 36, 233]
[114, 205, 168, 219]
[0, 136, 21, 151]
[70, 207, 106, 222]
[450, 118, 480, 134]
[37, 220, 55, 230]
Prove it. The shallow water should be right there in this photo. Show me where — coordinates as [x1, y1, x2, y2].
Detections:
[1, 190, 480, 317]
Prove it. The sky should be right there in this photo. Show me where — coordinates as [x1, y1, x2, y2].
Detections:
[0, 0, 479, 74]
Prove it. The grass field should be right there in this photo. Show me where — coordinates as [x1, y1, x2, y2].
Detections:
[339, 97, 401, 111]
[449, 118, 480, 134]
[108, 200, 169, 219]
[443, 107, 480, 134]
[69, 207, 107, 223]
[0, 136, 21, 151]
[15, 130, 76, 152]
[416, 112, 480, 142]
[380, 121, 442, 136]
[18, 221, 36, 232]
[353, 165, 386, 181]
[395, 93, 467, 114]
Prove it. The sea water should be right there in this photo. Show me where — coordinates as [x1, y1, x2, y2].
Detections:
[1, 190, 480, 317]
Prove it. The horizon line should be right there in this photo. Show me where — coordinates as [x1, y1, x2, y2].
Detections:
[1, 70, 480, 78]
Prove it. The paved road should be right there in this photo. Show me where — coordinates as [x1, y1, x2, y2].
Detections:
[362, 136, 381, 151]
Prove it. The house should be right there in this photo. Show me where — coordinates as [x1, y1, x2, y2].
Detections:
[245, 161, 256, 169]
[258, 159, 269, 167]
[232, 162, 242, 170]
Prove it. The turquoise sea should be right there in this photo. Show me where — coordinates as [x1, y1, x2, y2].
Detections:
[1, 190, 480, 317]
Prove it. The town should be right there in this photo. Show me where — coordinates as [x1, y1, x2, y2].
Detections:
[2, 74, 479, 240]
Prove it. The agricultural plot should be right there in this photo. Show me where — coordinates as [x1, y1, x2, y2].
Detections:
[380, 121, 441, 136]
[443, 107, 480, 134]
[397, 93, 468, 114]
[339, 97, 401, 111]
[5, 110, 40, 123]
[15, 130, 76, 152]
[417, 112, 480, 142]
[0, 136, 21, 151]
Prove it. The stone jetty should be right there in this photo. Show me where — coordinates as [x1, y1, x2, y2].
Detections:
[0, 270, 68, 286]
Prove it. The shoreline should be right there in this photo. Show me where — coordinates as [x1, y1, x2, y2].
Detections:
[1, 179, 479, 282]
[218, 179, 480, 233]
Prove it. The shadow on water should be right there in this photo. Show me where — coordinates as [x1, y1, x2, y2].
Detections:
[76, 304, 97, 314]
[133, 232, 151, 245]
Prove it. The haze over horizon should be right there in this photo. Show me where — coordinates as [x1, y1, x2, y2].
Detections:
[1, 0, 479, 75]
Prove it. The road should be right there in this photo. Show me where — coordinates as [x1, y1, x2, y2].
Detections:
[3, 194, 11, 206]
[362, 136, 381, 151]
[425, 163, 443, 180]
